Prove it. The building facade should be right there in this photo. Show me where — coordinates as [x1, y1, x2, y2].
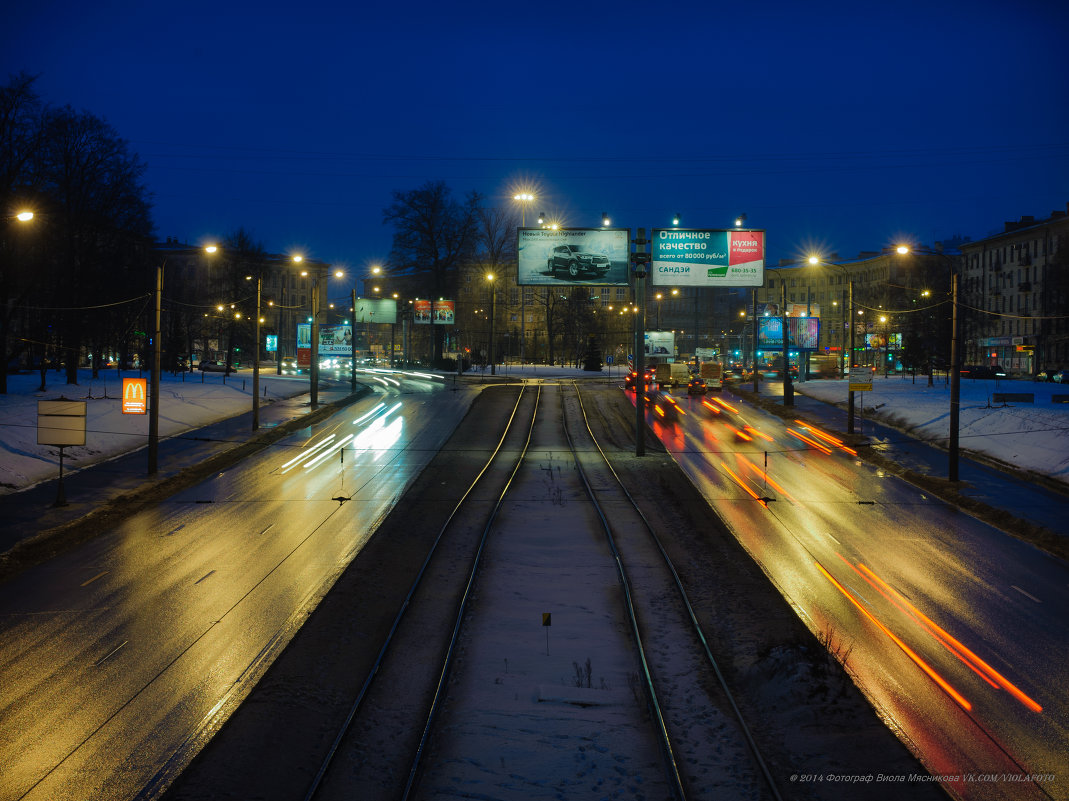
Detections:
[958, 204, 1069, 374]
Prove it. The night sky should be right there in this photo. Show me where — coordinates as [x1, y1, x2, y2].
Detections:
[6, 0, 1069, 280]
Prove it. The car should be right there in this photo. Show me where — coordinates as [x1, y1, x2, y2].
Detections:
[624, 368, 655, 391]
[547, 245, 612, 279]
[687, 377, 707, 395]
[646, 391, 682, 422]
[198, 359, 230, 372]
[960, 364, 1007, 379]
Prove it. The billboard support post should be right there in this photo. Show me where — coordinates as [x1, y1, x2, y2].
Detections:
[633, 229, 647, 457]
[752, 289, 759, 393]
[782, 281, 793, 406]
[351, 288, 358, 392]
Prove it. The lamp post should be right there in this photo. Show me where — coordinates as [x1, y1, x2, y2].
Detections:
[808, 256, 856, 432]
[513, 193, 534, 363]
[895, 245, 960, 480]
[487, 272, 496, 375]
[2, 210, 35, 395]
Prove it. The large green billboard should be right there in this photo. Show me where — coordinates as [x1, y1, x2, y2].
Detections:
[651, 228, 765, 287]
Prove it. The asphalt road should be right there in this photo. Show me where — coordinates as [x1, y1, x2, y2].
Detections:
[643, 386, 1067, 801]
[0, 374, 475, 801]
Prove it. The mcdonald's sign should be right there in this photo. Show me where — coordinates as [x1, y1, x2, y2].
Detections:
[122, 378, 147, 414]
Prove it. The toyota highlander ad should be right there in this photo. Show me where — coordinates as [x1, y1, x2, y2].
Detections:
[548, 245, 612, 279]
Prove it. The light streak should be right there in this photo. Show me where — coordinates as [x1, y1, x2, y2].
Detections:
[815, 560, 972, 711]
[710, 396, 739, 413]
[786, 427, 833, 454]
[853, 562, 1043, 713]
[719, 461, 767, 507]
[744, 425, 774, 442]
[304, 433, 355, 469]
[794, 420, 858, 455]
[725, 424, 753, 441]
[279, 434, 336, 473]
[700, 399, 722, 414]
[735, 454, 794, 501]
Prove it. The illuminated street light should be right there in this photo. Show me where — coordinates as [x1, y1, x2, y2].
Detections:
[735, 213, 747, 227]
[16, 210, 34, 222]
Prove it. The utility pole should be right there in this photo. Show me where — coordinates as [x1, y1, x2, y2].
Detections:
[633, 228, 648, 456]
[148, 262, 163, 474]
[949, 273, 960, 480]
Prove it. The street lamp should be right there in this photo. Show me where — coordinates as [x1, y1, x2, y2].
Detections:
[486, 273, 497, 376]
[895, 245, 960, 481]
[735, 213, 747, 228]
[808, 255, 856, 432]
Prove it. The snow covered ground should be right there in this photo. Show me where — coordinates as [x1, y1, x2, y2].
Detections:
[0, 367, 311, 494]
[3, 366, 1067, 496]
[793, 373, 1069, 485]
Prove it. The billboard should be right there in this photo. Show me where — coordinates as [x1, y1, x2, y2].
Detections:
[121, 378, 147, 415]
[758, 317, 820, 349]
[296, 323, 355, 365]
[644, 330, 676, 359]
[352, 297, 398, 325]
[651, 228, 764, 287]
[866, 332, 902, 349]
[517, 228, 630, 286]
[433, 300, 455, 325]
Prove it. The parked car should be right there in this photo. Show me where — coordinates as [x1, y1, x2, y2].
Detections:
[960, 364, 1007, 379]
[547, 245, 612, 279]
[198, 359, 230, 372]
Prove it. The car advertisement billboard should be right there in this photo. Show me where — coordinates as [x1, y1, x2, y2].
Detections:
[651, 229, 764, 287]
[352, 297, 398, 325]
[296, 323, 355, 365]
[644, 330, 676, 359]
[758, 317, 820, 349]
[517, 228, 631, 286]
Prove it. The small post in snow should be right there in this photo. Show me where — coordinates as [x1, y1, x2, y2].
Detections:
[542, 612, 551, 656]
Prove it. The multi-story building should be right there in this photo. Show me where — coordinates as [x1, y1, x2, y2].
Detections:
[754, 248, 956, 375]
[958, 204, 1069, 374]
[154, 238, 333, 365]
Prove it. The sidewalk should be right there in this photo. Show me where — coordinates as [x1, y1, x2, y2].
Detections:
[731, 378, 1067, 545]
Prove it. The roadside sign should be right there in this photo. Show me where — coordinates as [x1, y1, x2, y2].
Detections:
[38, 400, 87, 446]
[651, 228, 764, 287]
[122, 378, 148, 414]
[849, 368, 872, 392]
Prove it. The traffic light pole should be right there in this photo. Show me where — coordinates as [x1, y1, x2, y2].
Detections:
[633, 229, 647, 457]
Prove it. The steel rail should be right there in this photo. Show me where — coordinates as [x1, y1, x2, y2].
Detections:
[568, 381, 784, 801]
[398, 382, 542, 800]
[303, 382, 539, 801]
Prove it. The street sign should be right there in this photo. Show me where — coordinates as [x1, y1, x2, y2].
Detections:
[38, 400, 87, 446]
[849, 368, 872, 392]
[122, 377, 147, 414]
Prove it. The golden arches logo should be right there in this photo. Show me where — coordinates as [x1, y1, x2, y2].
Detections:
[122, 378, 147, 414]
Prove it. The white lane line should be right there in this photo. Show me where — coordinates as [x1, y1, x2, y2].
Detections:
[194, 570, 216, 585]
[1011, 585, 1041, 603]
[94, 640, 128, 667]
[81, 571, 108, 587]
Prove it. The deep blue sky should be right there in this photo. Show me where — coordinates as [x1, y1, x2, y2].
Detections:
[6, 0, 1069, 275]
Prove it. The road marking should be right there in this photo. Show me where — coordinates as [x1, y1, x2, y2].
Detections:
[94, 640, 128, 667]
[824, 532, 841, 545]
[81, 571, 108, 587]
[1011, 585, 1041, 603]
[194, 570, 216, 585]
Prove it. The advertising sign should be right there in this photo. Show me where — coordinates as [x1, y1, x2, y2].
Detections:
[265, 334, 278, 353]
[651, 229, 764, 287]
[866, 332, 901, 349]
[758, 317, 820, 348]
[517, 228, 630, 286]
[121, 378, 147, 415]
[352, 297, 398, 325]
[37, 400, 87, 446]
[433, 300, 455, 325]
[644, 330, 675, 359]
[318, 324, 353, 356]
[787, 302, 821, 318]
[414, 299, 432, 324]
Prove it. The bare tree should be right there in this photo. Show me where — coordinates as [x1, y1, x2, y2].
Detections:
[384, 180, 480, 364]
[0, 72, 47, 392]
